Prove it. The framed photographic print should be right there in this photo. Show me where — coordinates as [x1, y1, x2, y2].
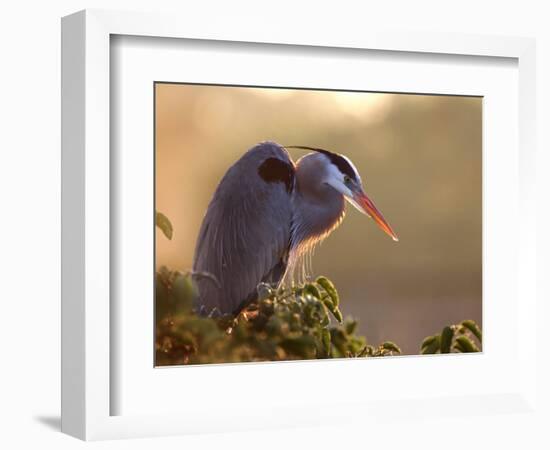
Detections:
[153, 84, 482, 366]
[61, 9, 538, 441]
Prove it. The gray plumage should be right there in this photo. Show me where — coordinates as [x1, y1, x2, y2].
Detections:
[192, 141, 398, 316]
[193, 142, 293, 315]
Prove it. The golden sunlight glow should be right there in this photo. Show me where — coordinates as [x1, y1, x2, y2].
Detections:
[329, 91, 394, 123]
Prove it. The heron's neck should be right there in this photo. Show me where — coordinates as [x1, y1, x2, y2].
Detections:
[290, 182, 346, 252]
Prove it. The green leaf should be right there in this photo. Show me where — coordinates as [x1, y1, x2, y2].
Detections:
[321, 296, 335, 311]
[155, 272, 171, 319]
[322, 297, 343, 323]
[461, 320, 482, 343]
[454, 335, 480, 353]
[421, 335, 440, 354]
[156, 211, 173, 240]
[382, 341, 401, 354]
[316, 276, 340, 307]
[421, 335, 437, 349]
[280, 336, 317, 358]
[345, 320, 358, 335]
[440, 326, 454, 353]
[321, 328, 332, 357]
[303, 283, 322, 299]
[172, 273, 195, 314]
[332, 307, 343, 324]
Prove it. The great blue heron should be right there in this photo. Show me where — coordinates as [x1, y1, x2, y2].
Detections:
[193, 141, 398, 316]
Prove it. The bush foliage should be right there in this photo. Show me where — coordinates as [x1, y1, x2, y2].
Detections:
[420, 319, 482, 354]
[155, 268, 482, 366]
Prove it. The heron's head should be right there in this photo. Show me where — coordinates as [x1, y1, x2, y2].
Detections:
[288, 146, 399, 242]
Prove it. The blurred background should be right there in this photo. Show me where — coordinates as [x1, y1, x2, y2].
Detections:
[155, 83, 482, 355]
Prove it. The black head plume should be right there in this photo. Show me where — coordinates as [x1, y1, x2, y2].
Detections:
[284, 145, 360, 183]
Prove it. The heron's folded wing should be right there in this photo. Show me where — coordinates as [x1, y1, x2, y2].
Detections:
[192, 142, 295, 315]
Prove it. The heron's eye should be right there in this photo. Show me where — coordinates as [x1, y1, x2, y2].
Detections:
[343, 175, 351, 184]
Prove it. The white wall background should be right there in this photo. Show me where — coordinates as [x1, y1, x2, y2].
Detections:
[0, 1, 548, 449]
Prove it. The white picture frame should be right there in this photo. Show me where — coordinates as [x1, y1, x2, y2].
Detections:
[61, 9, 537, 441]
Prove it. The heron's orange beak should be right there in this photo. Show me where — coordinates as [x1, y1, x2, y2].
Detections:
[353, 190, 399, 242]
